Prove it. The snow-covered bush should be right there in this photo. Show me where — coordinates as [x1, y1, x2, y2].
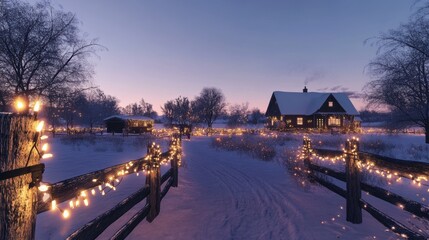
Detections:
[211, 134, 280, 161]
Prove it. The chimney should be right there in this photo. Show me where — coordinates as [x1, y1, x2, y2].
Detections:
[303, 86, 308, 93]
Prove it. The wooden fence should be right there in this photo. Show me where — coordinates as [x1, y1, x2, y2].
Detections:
[302, 137, 429, 239]
[0, 113, 182, 240]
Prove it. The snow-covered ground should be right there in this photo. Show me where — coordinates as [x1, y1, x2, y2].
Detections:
[35, 132, 429, 239]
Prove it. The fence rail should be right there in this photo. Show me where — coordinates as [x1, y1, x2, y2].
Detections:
[303, 137, 428, 239]
[63, 138, 181, 240]
[312, 148, 429, 180]
[0, 113, 183, 240]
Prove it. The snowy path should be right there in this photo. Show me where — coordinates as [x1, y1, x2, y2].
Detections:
[35, 136, 401, 239]
[123, 137, 397, 240]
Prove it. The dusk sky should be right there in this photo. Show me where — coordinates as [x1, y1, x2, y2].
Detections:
[42, 0, 414, 113]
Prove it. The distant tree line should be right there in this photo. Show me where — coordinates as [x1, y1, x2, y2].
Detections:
[46, 88, 120, 132]
[161, 87, 265, 128]
[121, 99, 158, 119]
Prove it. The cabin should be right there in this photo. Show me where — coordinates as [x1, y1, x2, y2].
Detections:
[265, 87, 360, 131]
[104, 115, 154, 134]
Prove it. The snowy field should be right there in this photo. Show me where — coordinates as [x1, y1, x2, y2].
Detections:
[35, 131, 429, 239]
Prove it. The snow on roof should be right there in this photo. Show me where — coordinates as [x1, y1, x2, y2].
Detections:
[273, 91, 359, 116]
[103, 115, 154, 121]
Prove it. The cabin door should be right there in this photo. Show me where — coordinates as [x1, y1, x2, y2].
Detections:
[316, 118, 324, 128]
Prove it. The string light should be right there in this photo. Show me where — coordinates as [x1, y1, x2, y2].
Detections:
[39, 137, 182, 220]
[301, 136, 429, 238]
[36, 121, 44, 132]
[33, 101, 41, 112]
[38, 183, 49, 192]
[14, 97, 26, 113]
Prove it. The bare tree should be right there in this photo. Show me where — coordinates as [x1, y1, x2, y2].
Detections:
[0, 0, 101, 107]
[162, 100, 175, 125]
[122, 103, 144, 115]
[122, 99, 157, 118]
[161, 97, 191, 125]
[83, 88, 120, 132]
[139, 98, 157, 118]
[365, 17, 429, 143]
[192, 87, 227, 128]
[248, 108, 265, 125]
[173, 96, 191, 125]
[227, 103, 249, 127]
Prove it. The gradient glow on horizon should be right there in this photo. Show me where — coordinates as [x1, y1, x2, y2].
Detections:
[45, 0, 414, 113]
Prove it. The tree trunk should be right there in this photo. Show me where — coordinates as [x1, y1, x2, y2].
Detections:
[0, 114, 40, 240]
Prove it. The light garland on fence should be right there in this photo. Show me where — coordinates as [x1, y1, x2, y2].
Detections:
[38, 137, 182, 220]
[300, 136, 429, 237]
[300, 136, 429, 193]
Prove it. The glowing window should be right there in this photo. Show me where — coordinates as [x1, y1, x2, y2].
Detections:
[328, 117, 341, 126]
[297, 117, 303, 125]
[328, 101, 334, 107]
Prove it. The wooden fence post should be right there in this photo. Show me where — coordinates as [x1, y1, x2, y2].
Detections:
[302, 137, 314, 182]
[0, 113, 41, 240]
[146, 143, 161, 223]
[170, 138, 180, 188]
[345, 137, 362, 224]
[303, 137, 312, 166]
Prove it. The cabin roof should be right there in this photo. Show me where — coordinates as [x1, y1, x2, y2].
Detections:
[272, 91, 359, 115]
[103, 115, 154, 122]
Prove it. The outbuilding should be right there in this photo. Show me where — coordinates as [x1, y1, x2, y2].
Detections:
[104, 115, 154, 134]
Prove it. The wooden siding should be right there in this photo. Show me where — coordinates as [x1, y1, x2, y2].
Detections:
[265, 94, 281, 117]
[317, 94, 346, 113]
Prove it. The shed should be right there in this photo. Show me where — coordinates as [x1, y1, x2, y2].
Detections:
[104, 115, 154, 134]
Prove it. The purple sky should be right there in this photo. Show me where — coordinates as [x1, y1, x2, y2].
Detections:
[39, 0, 414, 113]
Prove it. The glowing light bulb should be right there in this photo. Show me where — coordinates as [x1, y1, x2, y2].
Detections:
[42, 153, 53, 159]
[51, 200, 57, 210]
[36, 121, 44, 132]
[84, 199, 89, 206]
[41, 143, 48, 152]
[62, 210, 70, 219]
[14, 97, 26, 112]
[38, 183, 49, 192]
[33, 101, 41, 112]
